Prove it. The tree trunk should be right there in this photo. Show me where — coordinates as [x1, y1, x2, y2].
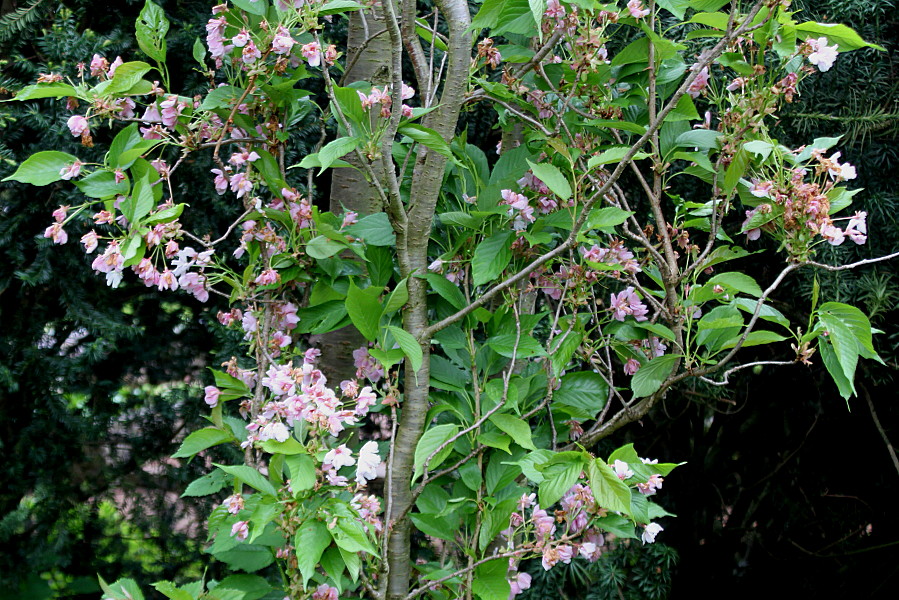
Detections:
[312, 10, 391, 386]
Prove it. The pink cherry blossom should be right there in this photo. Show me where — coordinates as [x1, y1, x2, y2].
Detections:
[204, 385, 220, 407]
[356, 441, 381, 485]
[807, 37, 838, 72]
[67, 115, 89, 137]
[301, 42, 321, 67]
[609, 287, 649, 322]
[230, 520, 249, 541]
[324, 444, 356, 470]
[44, 223, 67, 244]
[642, 522, 663, 544]
[627, 0, 650, 18]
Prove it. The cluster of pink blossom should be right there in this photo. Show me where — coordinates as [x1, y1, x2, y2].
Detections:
[805, 36, 839, 72]
[626, 0, 650, 19]
[743, 150, 866, 249]
[358, 82, 415, 118]
[205, 8, 336, 71]
[609, 286, 649, 322]
[351, 492, 383, 533]
[322, 438, 382, 487]
[353, 345, 385, 382]
[476, 38, 502, 69]
[580, 239, 642, 275]
[502, 458, 668, 592]
[500, 189, 536, 230]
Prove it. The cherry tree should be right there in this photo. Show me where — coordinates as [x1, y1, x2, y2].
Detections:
[5, 0, 892, 598]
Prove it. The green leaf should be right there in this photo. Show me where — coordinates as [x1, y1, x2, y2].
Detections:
[720, 330, 788, 349]
[744, 140, 774, 160]
[732, 298, 790, 329]
[413, 424, 459, 480]
[410, 512, 458, 541]
[199, 85, 245, 110]
[192, 37, 206, 65]
[657, 0, 689, 19]
[382, 279, 409, 314]
[819, 338, 854, 400]
[587, 146, 651, 168]
[674, 129, 720, 150]
[345, 212, 396, 246]
[707, 272, 763, 297]
[439, 211, 484, 229]
[306, 235, 347, 259]
[333, 518, 379, 556]
[635, 322, 676, 342]
[231, 0, 268, 15]
[143, 203, 185, 225]
[486, 333, 545, 358]
[426, 273, 466, 310]
[477, 431, 511, 454]
[261, 437, 306, 455]
[587, 206, 633, 230]
[74, 170, 129, 199]
[215, 575, 272, 600]
[539, 460, 584, 507]
[817, 313, 858, 394]
[8, 82, 79, 101]
[387, 326, 423, 373]
[152, 581, 192, 600]
[214, 464, 278, 497]
[316, 137, 359, 174]
[213, 544, 274, 573]
[795, 22, 885, 51]
[473, 559, 512, 600]
[723, 148, 749, 195]
[122, 172, 155, 224]
[99, 578, 145, 600]
[182, 469, 231, 497]
[285, 454, 316, 492]
[346, 281, 382, 341]
[587, 458, 632, 515]
[479, 498, 518, 551]
[294, 520, 331, 590]
[554, 371, 609, 420]
[172, 427, 231, 458]
[526, 160, 571, 200]
[631, 355, 680, 398]
[818, 302, 878, 359]
[472, 231, 513, 287]
[2, 151, 79, 186]
[318, 0, 365, 15]
[489, 414, 537, 450]
[398, 124, 454, 159]
[549, 330, 584, 376]
[668, 94, 701, 122]
[105, 62, 153, 95]
[136, 1, 168, 62]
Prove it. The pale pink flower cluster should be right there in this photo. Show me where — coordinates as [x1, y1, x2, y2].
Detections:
[222, 494, 245, 514]
[243, 362, 379, 453]
[609, 287, 649, 322]
[806, 37, 839, 72]
[43, 205, 69, 245]
[91, 240, 126, 288]
[687, 66, 710, 99]
[580, 239, 641, 274]
[353, 345, 385, 382]
[500, 189, 536, 230]
[311, 585, 338, 600]
[626, 0, 649, 18]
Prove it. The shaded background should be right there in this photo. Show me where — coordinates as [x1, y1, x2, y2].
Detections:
[0, 0, 896, 598]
